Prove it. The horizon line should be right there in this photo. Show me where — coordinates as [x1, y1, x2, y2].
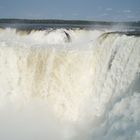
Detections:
[0, 18, 140, 23]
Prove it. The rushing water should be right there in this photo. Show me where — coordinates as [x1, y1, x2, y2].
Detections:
[0, 20, 140, 140]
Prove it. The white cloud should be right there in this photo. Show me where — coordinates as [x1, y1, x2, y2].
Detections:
[100, 13, 109, 17]
[106, 8, 112, 11]
[126, 15, 135, 19]
[123, 10, 131, 13]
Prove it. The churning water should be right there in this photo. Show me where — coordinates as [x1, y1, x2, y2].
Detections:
[0, 20, 140, 140]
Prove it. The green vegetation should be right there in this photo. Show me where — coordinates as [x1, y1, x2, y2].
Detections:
[0, 18, 139, 26]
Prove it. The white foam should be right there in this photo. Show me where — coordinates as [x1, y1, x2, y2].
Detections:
[0, 28, 140, 140]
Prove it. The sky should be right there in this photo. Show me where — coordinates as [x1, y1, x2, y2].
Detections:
[0, 0, 140, 21]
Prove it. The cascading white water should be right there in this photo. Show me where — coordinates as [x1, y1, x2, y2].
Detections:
[0, 28, 140, 140]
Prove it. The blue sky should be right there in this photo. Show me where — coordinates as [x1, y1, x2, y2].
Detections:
[0, 0, 140, 21]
